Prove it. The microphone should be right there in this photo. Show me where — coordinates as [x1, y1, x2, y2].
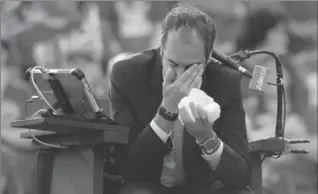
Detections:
[212, 49, 271, 95]
[212, 49, 252, 78]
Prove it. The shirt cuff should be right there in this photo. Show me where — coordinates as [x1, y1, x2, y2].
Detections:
[201, 141, 224, 169]
[150, 120, 170, 143]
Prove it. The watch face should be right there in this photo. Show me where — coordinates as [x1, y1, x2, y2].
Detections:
[206, 139, 217, 148]
[202, 137, 219, 151]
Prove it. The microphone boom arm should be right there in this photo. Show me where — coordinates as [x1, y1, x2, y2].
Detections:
[227, 49, 309, 159]
[245, 50, 284, 139]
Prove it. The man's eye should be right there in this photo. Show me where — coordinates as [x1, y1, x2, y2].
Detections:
[169, 63, 177, 67]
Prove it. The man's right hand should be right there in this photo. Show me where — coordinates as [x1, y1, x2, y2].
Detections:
[161, 64, 204, 113]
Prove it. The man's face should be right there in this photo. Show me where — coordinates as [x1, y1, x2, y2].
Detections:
[161, 28, 207, 82]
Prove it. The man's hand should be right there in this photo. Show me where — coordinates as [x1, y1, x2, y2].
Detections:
[161, 64, 204, 113]
[179, 102, 215, 143]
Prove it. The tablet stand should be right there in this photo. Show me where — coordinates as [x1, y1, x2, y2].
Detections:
[7, 98, 129, 194]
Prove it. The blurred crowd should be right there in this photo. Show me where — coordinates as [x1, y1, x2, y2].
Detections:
[1, 1, 317, 194]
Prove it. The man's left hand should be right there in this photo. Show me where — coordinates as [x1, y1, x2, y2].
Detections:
[179, 102, 214, 143]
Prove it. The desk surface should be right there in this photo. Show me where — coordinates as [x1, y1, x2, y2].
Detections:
[12, 115, 128, 133]
[7, 115, 129, 150]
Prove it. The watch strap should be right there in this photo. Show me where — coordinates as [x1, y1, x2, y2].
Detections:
[198, 135, 221, 155]
[158, 106, 179, 121]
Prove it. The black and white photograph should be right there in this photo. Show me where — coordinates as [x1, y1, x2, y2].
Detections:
[0, 1, 317, 194]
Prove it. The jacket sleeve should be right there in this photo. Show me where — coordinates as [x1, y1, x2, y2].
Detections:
[109, 60, 171, 181]
[212, 76, 251, 189]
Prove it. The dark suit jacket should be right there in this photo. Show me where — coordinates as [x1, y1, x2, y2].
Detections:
[109, 48, 251, 189]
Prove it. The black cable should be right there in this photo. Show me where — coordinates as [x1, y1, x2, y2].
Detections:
[272, 86, 286, 159]
[269, 87, 286, 159]
[282, 86, 286, 137]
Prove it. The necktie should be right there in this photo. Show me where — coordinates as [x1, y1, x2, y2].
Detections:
[173, 118, 185, 183]
[161, 118, 185, 187]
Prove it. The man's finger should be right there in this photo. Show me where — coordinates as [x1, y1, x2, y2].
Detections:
[196, 76, 203, 88]
[163, 68, 175, 86]
[198, 66, 204, 77]
[189, 102, 199, 120]
[174, 64, 198, 85]
[184, 69, 199, 87]
[189, 76, 202, 89]
[185, 64, 204, 87]
[197, 105, 212, 133]
[197, 105, 209, 124]
[179, 105, 195, 124]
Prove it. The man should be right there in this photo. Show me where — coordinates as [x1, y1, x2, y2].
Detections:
[109, 4, 253, 194]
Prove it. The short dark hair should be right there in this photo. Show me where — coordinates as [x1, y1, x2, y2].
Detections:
[160, 4, 216, 60]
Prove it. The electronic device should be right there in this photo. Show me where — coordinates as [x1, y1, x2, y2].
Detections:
[25, 67, 110, 122]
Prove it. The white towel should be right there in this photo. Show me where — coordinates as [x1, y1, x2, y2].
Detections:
[178, 88, 221, 124]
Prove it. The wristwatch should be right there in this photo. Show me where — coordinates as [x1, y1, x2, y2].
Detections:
[198, 135, 221, 155]
[158, 106, 179, 121]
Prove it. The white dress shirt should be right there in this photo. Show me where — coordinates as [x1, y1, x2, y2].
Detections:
[150, 119, 224, 187]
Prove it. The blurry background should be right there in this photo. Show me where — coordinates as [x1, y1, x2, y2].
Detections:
[1, 1, 317, 194]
